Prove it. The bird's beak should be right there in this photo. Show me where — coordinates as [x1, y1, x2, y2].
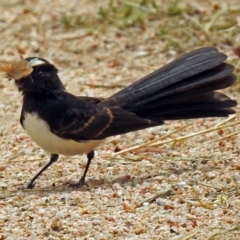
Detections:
[0, 59, 33, 80]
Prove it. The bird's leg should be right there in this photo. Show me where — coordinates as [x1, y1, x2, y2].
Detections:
[70, 151, 94, 188]
[24, 154, 59, 189]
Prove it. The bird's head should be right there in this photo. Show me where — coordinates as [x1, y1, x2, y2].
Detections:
[0, 57, 65, 94]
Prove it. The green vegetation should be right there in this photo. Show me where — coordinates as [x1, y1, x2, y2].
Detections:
[60, 0, 240, 75]
[60, 0, 193, 30]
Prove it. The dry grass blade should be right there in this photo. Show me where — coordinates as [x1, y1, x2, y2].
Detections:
[116, 116, 239, 154]
[0, 158, 45, 170]
[115, 122, 193, 155]
[122, 1, 157, 13]
[207, 225, 240, 240]
[217, 131, 239, 141]
[181, 199, 216, 210]
[205, 8, 227, 33]
[0, 194, 17, 199]
[0, 189, 18, 199]
[214, 114, 236, 127]
[138, 183, 172, 207]
[192, 186, 216, 209]
[188, 180, 221, 190]
[149, 117, 239, 147]
[183, 13, 207, 35]
[179, 230, 201, 240]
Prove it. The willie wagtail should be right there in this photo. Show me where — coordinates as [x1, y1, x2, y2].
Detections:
[0, 47, 237, 189]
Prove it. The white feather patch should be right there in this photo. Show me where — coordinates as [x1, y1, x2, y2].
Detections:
[23, 113, 103, 155]
[28, 58, 47, 67]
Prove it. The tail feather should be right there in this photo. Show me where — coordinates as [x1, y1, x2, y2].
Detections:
[112, 47, 227, 102]
[132, 64, 235, 110]
[102, 47, 237, 121]
[135, 75, 236, 111]
[138, 92, 235, 120]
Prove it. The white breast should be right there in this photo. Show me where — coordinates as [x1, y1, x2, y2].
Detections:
[23, 113, 103, 156]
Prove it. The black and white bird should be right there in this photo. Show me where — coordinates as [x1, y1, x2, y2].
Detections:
[2, 47, 237, 189]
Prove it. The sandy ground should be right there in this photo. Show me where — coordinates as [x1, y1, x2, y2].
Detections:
[0, 0, 240, 239]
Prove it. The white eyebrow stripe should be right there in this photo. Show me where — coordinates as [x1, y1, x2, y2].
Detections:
[28, 58, 46, 67]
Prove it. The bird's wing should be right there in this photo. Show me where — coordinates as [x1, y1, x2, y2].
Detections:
[54, 101, 160, 141]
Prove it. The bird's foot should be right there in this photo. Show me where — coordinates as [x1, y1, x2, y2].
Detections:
[17, 181, 35, 190]
[68, 178, 85, 188]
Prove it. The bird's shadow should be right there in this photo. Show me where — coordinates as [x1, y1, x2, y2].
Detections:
[1, 172, 165, 199]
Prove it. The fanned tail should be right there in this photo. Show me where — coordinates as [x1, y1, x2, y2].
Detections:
[103, 47, 236, 122]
